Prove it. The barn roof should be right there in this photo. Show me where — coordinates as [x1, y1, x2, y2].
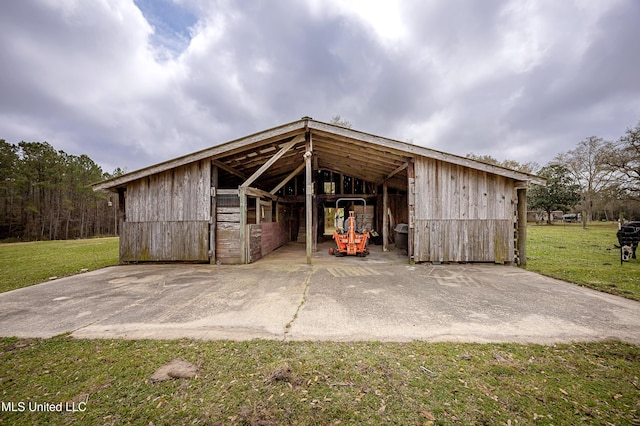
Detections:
[93, 117, 545, 192]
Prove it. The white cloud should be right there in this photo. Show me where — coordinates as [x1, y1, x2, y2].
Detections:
[0, 0, 638, 174]
[327, 0, 408, 45]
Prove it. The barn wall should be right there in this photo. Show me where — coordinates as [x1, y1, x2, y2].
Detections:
[120, 160, 211, 262]
[413, 157, 515, 263]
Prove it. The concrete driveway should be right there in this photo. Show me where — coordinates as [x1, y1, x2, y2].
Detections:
[1, 243, 639, 343]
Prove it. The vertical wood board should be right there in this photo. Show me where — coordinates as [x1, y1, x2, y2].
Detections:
[120, 221, 209, 262]
[414, 157, 514, 221]
[216, 206, 241, 263]
[413, 219, 513, 263]
[125, 160, 211, 222]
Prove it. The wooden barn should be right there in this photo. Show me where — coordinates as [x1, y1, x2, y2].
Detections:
[93, 117, 545, 266]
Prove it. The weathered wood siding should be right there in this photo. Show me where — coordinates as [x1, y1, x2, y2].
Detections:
[120, 221, 209, 261]
[125, 160, 211, 222]
[261, 222, 289, 257]
[120, 160, 211, 262]
[244, 222, 290, 264]
[248, 224, 262, 262]
[413, 157, 515, 263]
[216, 206, 241, 264]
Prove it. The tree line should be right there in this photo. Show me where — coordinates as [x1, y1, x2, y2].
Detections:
[0, 140, 122, 240]
[469, 121, 640, 223]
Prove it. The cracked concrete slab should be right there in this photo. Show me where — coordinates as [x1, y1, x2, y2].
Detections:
[0, 243, 639, 344]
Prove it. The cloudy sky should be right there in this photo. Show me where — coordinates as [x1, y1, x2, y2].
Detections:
[1, 0, 639, 174]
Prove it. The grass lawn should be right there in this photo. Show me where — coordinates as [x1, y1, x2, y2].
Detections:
[0, 237, 119, 293]
[526, 222, 640, 301]
[0, 336, 638, 425]
[1, 228, 639, 424]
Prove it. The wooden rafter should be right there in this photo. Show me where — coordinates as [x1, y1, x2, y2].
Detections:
[212, 160, 247, 180]
[270, 162, 306, 195]
[245, 186, 279, 200]
[386, 162, 409, 181]
[241, 134, 304, 188]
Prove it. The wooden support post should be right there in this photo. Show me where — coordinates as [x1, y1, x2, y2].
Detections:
[312, 189, 317, 253]
[382, 180, 389, 252]
[210, 164, 218, 264]
[407, 159, 415, 264]
[239, 186, 247, 264]
[517, 187, 527, 267]
[305, 132, 313, 264]
[117, 188, 126, 264]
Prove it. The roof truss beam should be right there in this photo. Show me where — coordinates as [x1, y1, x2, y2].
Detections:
[386, 162, 409, 181]
[241, 134, 304, 188]
[212, 160, 248, 180]
[270, 161, 306, 195]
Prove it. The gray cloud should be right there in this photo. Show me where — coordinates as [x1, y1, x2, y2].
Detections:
[0, 0, 638, 174]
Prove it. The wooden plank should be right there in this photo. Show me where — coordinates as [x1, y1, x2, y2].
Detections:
[120, 221, 209, 262]
[305, 134, 313, 264]
[210, 164, 218, 264]
[241, 134, 305, 188]
[382, 181, 388, 251]
[312, 139, 406, 169]
[226, 145, 304, 173]
[517, 187, 527, 267]
[312, 162, 394, 188]
[217, 206, 240, 214]
[413, 219, 512, 263]
[124, 160, 210, 223]
[217, 189, 239, 195]
[248, 224, 262, 262]
[415, 157, 516, 223]
[270, 161, 306, 194]
[212, 159, 247, 180]
[386, 162, 408, 180]
[407, 160, 415, 262]
[216, 213, 241, 263]
[217, 222, 240, 231]
[239, 186, 247, 263]
[217, 213, 241, 223]
[261, 222, 289, 256]
[255, 197, 260, 225]
[244, 186, 279, 200]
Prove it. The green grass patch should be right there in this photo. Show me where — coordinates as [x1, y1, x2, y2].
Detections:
[0, 336, 638, 425]
[0, 228, 639, 424]
[526, 222, 640, 300]
[0, 238, 119, 293]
